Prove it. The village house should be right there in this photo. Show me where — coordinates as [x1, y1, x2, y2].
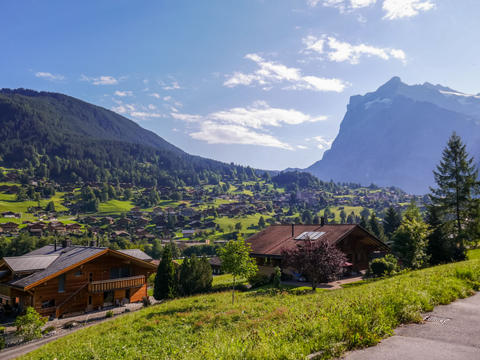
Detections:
[247, 223, 389, 277]
[1, 222, 19, 234]
[0, 241, 156, 318]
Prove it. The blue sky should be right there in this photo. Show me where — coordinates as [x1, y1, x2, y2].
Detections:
[1, 0, 479, 170]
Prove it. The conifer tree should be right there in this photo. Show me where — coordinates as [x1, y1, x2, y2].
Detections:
[368, 213, 385, 240]
[153, 244, 177, 300]
[429, 132, 479, 256]
[383, 206, 402, 239]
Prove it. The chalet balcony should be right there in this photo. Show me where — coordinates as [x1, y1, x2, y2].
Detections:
[88, 275, 145, 293]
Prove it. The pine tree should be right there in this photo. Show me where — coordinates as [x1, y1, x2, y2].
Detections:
[426, 205, 455, 265]
[391, 202, 430, 269]
[383, 206, 402, 239]
[153, 244, 177, 300]
[368, 213, 385, 241]
[429, 132, 479, 256]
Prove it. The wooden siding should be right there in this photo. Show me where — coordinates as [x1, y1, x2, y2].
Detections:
[88, 275, 145, 293]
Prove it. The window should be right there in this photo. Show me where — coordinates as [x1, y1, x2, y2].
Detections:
[89, 273, 93, 282]
[58, 274, 65, 293]
[41, 299, 55, 308]
[110, 266, 131, 279]
[74, 270, 82, 277]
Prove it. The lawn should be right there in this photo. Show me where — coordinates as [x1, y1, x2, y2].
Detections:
[22, 259, 480, 360]
[215, 213, 271, 235]
[0, 191, 68, 222]
[98, 199, 135, 214]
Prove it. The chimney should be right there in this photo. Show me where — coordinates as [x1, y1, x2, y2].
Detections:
[320, 217, 325, 226]
[291, 223, 295, 237]
[61, 239, 72, 248]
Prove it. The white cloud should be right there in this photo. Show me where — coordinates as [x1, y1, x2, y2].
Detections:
[150, 93, 162, 99]
[130, 111, 163, 119]
[297, 145, 308, 149]
[114, 90, 133, 97]
[312, 135, 334, 150]
[158, 79, 181, 90]
[303, 35, 406, 64]
[309, 0, 434, 19]
[382, 0, 434, 19]
[163, 96, 172, 101]
[173, 101, 327, 150]
[190, 122, 293, 150]
[148, 104, 156, 110]
[35, 72, 65, 81]
[81, 74, 118, 85]
[224, 53, 347, 92]
[112, 105, 127, 114]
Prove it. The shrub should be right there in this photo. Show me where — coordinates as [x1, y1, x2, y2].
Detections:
[42, 325, 55, 335]
[0, 336, 5, 350]
[142, 296, 152, 307]
[15, 307, 47, 342]
[63, 320, 79, 329]
[368, 254, 399, 278]
[0, 326, 5, 334]
[273, 266, 282, 288]
[248, 273, 270, 288]
[105, 310, 114, 318]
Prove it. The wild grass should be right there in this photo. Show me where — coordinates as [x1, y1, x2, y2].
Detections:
[21, 259, 480, 360]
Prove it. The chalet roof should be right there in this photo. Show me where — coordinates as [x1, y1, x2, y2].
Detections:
[118, 249, 152, 262]
[3, 255, 59, 272]
[5, 245, 156, 290]
[247, 224, 388, 257]
[9, 247, 106, 289]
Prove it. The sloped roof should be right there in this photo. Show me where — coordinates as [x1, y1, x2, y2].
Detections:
[247, 224, 388, 257]
[9, 247, 106, 289]
[4, 255, 59, 272]
[117, 249, 152, 261]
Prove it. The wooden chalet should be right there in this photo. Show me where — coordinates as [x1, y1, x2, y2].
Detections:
[0, 241, 156, 318]
[247, 223, 389, 277]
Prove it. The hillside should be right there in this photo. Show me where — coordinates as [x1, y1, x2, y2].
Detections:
[19, 258, 480, 360]
[306, 77, 480, 194]
[0, 89, 256, 187]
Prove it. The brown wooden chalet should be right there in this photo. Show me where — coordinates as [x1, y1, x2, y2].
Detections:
[247, 224, 389, 276]
[0, 241, 156, 318]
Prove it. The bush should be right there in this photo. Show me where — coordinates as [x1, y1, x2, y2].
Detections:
[0, 326, 5, 334]
[0, 336, 5, 350]
[105, 310, 114, 318]
[63, 320, 79, 329]
[273, 266, 282, 288]
[142, 296, 152, 307]
[368, 254, 399, 278]
[15, 307, 47, 342]
[42, 325, 55, 335]
[248, 273, 270, 288]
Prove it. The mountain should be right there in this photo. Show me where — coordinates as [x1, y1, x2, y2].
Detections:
[306, 77, 480, 194]
[0, 89, 255, 186]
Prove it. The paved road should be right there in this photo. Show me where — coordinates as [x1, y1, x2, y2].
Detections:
[341, 292, 480, 360]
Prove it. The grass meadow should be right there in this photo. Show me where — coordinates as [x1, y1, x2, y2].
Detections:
[21, 257, 480, 360]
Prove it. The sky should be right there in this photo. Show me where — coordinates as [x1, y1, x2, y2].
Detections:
[1, 0, 480, 170]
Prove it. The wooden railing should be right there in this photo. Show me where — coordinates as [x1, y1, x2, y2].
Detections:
[88, 275, 145, 293]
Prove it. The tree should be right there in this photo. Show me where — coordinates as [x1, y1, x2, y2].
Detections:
[429, 132, 479, 257]
[45, 201, 55, 212]
[282, 238, 346, 290]
[178, 255, 212, 296]
[234, 222, 242, 231]
[391, 202, 430, 269]
[426, 205, 456, 265]
[218, 239, 257, 304]
[301, 209, 313, 224]
[339, 209, 347, 224]
[383, 207, 402, 239]
[258, 216, 266, 228]
[368, 213, 385, 241]
[153, 244, 177, 300]
[15, 307, 47, 342]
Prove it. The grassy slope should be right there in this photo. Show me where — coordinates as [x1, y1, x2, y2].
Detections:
[22, 259, 480, 360]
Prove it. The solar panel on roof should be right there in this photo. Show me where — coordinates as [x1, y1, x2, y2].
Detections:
[294, 231, 325, 240]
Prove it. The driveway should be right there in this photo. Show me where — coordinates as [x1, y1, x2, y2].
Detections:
[340, 292, 480, 360]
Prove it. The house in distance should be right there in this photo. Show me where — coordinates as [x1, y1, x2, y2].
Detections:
[0, 240, 157, 318]
[247, 222, 389, 277]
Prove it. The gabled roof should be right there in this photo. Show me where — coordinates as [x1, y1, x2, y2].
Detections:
[6, 245, 156, 291]
[117, 249, 152, 262]
[247, 224, 389, 257]
[3, 255, 59, 272]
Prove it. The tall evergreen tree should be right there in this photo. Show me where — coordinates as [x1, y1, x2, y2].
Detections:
[153, 244, 177, 300]
[429, 132, 479, 256]
[383, 206, 402, 239]
[426, 205, 456, 265]
[368, 213, 385, 240]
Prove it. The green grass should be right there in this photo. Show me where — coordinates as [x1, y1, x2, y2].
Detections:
[98, 200, 135, 214]
[215, 214, 272, 235]
[0, 191, 68, 222]
[467, 248, 480, 260]
[22, 259, 480, 360]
